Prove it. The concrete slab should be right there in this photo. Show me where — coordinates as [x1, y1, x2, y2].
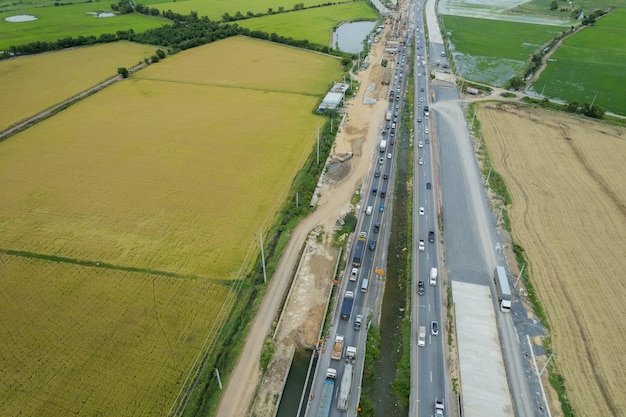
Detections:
[452, 281, 514, 417]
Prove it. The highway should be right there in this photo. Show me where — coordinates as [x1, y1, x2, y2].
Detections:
[304, 39, 412, 417]
[408, 2, 447, 417]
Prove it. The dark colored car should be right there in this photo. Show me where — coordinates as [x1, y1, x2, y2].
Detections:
[369, 240, 376, 250]
[426, 182, 431, 190]
[431, 321, 439, 336]
[428, 231, 435, 243]
[383, 173, 389, 180]
[373, 223, 380, 233]
[375, 171, 381, 178]
[418, 281, 425, 296]
[380, 191, 386, 198]
[372, 187, 378, 196]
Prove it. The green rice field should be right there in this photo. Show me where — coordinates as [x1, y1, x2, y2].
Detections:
[443, 14, 566, 85]
[531, 8, 626, 115]
[0, 2, 165, 50]
[236, 1, 378, 46]
[146, 0, 338, 21]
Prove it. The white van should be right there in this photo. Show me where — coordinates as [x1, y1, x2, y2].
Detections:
[366, 206, 373, 216]
[429, 267, 438, 286]
[361, 278, 369, 293]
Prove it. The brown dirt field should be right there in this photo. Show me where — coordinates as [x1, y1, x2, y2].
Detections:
[478, 102, 626, 417]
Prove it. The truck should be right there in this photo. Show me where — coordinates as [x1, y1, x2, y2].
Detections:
[435, 398, 445, 417]
[386, 110, 392, 121]
[345, 346, 357, 363]
[429, 267, 438, 286]
[340, 291, 355, 320]
[316, 368, 337, 417]
[331, 335, 344, 360]
[352, 232, 366, 266]
[337, 363, 354, 411]
[380, 139, 387, 153]
[418, 325, 426, 347]
[494, 265, 512, 312]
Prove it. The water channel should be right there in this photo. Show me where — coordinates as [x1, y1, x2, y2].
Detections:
[332, 21, 378, 53]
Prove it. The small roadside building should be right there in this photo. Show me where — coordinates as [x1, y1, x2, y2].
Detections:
[317, 82, 350, 112]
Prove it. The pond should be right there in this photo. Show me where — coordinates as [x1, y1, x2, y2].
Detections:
[333, 21, 378, 54]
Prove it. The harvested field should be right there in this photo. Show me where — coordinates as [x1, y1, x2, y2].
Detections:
[0, 37, 341, 278]
[0, 42, 157, 132]
[0, 254, 232, 417]
[478, 102, 626, 417]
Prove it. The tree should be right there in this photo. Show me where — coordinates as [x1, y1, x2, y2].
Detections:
[550, 1, 558, 10]
[117, 67, 129, 78]
[508, 76, 525, 90]
[155, 48, 166, 59]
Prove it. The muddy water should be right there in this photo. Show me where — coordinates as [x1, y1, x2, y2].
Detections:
[276, 349, 312, 417]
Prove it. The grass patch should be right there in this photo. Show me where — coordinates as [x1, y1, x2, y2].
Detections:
[237, 2, 379, 46]
[358, 325, 381, 416]
[531, 8, 626, 115]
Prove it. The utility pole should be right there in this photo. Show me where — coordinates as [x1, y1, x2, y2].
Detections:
[317, 128, 320, 165]
[496, 205, 505, 225]
[260, 230, 267, 283]
[214, 368, 222, 390]
[540, 352, 556, 376]
[515, 263, 525, 288]
[296, 192, 299, 210]
[485, 165, 493, 186]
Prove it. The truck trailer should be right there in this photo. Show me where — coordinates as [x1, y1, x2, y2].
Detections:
[386, 111, 392, 121]
[331, 335, 344, 361]
[340, 291, 355, 320]
[316, 368, 337, 417]
[494, 266, 512, 312]
[380, 139, 387, 153]
[352, 233, 366, 266]
[337, 363, 354, 411]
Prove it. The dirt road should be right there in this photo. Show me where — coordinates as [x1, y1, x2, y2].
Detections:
[214, 35, 390, 417]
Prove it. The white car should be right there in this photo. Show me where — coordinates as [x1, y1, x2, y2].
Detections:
[419, 240, 425, 252]
[419, 207, 425, 215]
[350, 268, 359, 282]
[425, 128, 429, 134]
[387, 152, 392, 159]
[379, 157, 384, 165]
[418, 157, 424, 165]
[418, 141, 423, 148]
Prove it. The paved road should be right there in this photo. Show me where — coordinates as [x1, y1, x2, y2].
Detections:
[305, 43, 410, 417]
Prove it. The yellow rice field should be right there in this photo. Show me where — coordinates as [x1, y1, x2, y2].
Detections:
[0, 254, 233, 417]
[0, 42, 157, 131]
[0, 37, 341, 278]
[0, 37, 340, 415]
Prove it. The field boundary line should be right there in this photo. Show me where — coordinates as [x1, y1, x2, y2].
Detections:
[0, 248, 226, 283]
[132, 75, 324, 97]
